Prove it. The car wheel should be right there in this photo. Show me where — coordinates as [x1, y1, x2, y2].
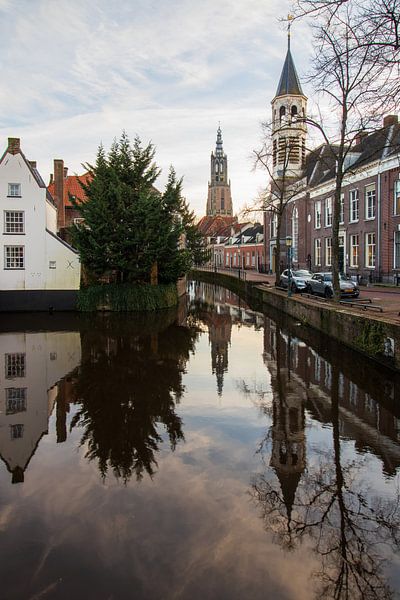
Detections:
[324, 287, 333, 299]
[291, 282, 297, 293]
[306, 284, 312, 294]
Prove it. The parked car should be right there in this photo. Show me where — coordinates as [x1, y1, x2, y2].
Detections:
[279, 269, 313, 292]
[306, 272, 360, 298]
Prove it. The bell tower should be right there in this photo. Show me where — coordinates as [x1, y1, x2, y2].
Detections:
[271, 22, 307, 180]
[206, 125, 233, 216]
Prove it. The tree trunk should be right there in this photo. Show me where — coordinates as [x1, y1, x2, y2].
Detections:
[150, 261, 158, 285]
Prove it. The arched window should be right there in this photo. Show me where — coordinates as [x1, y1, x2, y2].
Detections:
[292, 207, 299, 262]
[291, 105, 298, 117]
[279, 106, 286, 120]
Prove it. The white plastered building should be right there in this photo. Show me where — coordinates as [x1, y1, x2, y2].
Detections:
[0, 138, 80, 311]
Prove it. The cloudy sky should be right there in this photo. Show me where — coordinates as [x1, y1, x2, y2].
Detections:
[0, 0, 314, 216]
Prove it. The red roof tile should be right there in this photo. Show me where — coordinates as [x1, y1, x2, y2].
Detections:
[48, 172, 91, 207]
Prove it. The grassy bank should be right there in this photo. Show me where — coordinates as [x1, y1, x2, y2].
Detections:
[78, 283, 178, 312]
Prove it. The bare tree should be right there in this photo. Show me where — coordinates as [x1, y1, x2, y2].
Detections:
[252, 353, 400, 599]
[254, 122, 306, 285]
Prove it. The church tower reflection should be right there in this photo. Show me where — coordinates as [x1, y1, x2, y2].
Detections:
[266, 323, 306, 523]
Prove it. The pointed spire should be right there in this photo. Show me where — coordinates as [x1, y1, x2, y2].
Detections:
[275, 20, 303, 97]
[216, 124, 223, 156]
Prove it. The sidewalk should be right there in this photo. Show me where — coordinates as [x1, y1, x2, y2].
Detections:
[200, 267, 400, 324]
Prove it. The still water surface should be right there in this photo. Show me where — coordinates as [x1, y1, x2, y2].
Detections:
[1, 282, 400, 600]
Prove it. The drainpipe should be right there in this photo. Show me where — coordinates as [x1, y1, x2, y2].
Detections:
[377, 160, 382, 279]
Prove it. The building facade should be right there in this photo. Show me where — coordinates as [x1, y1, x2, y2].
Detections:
[0, 138, 81, 310]
[206, 126, 233, 217]
[263, 39, 400, 283]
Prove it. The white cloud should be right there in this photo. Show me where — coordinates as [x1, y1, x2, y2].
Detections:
[0, 0, 313, 215]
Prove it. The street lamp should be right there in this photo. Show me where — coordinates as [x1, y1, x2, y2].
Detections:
[286, 236, 293, 297]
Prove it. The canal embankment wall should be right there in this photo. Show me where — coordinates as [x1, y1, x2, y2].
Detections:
[190, 269, 400, 371]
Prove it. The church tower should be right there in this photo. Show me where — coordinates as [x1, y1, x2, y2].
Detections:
[206, 126, 233, 217]
[271, 25, 307, 180]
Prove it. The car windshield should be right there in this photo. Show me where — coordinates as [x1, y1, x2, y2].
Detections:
[339, 273, 351, 280]
[323, 274, 333, 281]
[293, 270, 311, 277]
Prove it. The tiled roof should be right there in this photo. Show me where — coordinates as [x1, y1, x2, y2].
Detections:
[197, 215, 237, 237]
[48, 173, 91, 207]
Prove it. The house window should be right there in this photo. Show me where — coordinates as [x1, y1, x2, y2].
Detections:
[394, 180, 400, 215]
[5, 353, 26, 378]
[365, 184, 376, 219]
[271, 213, 278, 238]
[4, 211, 24, 234]
[325, 238, 332, 266]
[315, 238, 321, 266]
[325, 197, 332, 227]
[315, 201, 321, 229]
[225, 254, 229, 266]
[395, 232, 400, 269]
[49, 261, 56, 269]
[365, 232, 375, 268]
[10, 424, 24, 440]
[8, 183, 21, 197]
[6, 388, 27, 414]
[339, 194, 344, 224]
[4, 245, 24, 269]
[350, 234, 359, 267]
[350, 189, 359, 222]
[292, 207, 299, 261]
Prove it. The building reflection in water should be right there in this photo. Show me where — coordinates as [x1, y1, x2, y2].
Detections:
[252, 317, 400, 599]
[189, 281, 264, 396]
[0, 331, 81, 483]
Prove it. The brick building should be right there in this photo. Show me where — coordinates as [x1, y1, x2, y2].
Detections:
[263, 37, 400, 283]
[48, 160, 90, 235]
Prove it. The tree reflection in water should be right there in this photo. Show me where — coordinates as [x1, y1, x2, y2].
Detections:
[71, 316, 199, 482]
[252, 326, 400, 600]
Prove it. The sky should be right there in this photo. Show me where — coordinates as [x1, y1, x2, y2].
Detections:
[0, 0, 314, 217]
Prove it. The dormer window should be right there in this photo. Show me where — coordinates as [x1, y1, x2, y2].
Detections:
[8, 183, 21, 197]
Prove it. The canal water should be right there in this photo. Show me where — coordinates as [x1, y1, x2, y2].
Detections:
[1, 282, 400, 600]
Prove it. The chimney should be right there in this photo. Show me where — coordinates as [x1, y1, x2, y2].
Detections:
[383, 114, 399, 127]
[54, 159, 65, 231]
[355, 131, 368, 146]
[7, 138, 20, 155]
[29, 160, 37, 169]
[63, 166, 68, 179]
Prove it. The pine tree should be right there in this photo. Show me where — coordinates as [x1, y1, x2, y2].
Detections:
[71, 133, 206, 285]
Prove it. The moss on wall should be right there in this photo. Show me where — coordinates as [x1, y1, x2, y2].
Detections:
[78, 283, 178, 312]
[355, 320, 387, 356]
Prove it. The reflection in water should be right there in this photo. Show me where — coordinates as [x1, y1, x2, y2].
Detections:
[252, 320, 400, 599]
[0, 331, 80, 484]
[0, 284, 400, 600]
[71, 316, 199, 482]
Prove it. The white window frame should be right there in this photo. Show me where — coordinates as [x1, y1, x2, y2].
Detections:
[315, 201, 321, 229]
[325, 197, 332, 227]
[4, 245, 24, 269]
[350, 234, 359, 267]
[8, 183, 21, 197]
[365, 232, 375, 268]
[394, 179, 400, 216]
[395, 231, 400, 269]
[325, 237, 332, 267]
[5, 388, 27, 414]
[339, 194, 344, 224]
[4, 210, 24, 234]
[315, 238, 321, 266]
[349, 189, 359, 222]
[365, 184, 376, 220]
[5, 353, 26, 378]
